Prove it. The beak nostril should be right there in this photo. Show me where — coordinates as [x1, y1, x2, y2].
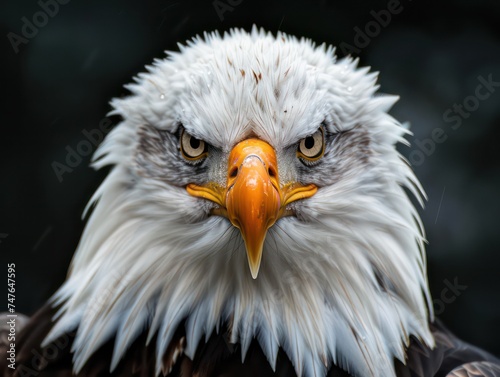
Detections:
[229, 167, 238, 178]
[268, 167, 276, 178]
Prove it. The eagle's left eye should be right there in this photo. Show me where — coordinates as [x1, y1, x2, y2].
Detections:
[180, 129, 208, 161]
[297, 127, 325, 162]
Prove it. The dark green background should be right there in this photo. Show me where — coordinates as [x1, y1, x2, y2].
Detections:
[1, 0, 499, 357]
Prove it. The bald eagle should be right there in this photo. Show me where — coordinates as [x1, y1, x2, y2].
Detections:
[3, 28, 500, 377]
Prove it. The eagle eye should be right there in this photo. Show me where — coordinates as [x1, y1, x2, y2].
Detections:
[180, 129, 208, 161]
[297, 127, 325, 162]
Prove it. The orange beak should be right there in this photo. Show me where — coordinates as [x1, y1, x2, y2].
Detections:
[187, 139, 317, 279]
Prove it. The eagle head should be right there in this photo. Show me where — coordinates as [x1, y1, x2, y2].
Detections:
[45, 27, 434, 377]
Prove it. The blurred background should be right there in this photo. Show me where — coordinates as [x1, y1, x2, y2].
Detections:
[1, 0, 499, 357]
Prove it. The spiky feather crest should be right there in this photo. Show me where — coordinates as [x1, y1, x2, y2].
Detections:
[45, 27, 434, 377]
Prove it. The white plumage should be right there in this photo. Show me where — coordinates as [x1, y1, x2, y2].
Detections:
[43, 27, 434, 377]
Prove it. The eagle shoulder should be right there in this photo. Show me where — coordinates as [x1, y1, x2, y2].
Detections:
[3, 306, 499, 377]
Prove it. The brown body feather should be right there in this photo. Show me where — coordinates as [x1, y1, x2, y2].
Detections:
[2, 306, 499, 377]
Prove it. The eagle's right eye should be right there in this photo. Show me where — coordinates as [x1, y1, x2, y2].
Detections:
[180, 129, 208, 161]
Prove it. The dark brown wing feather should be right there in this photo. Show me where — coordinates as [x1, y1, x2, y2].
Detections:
[3, 305, 499, 377]
[446, 362, 500, 377]
[395, 320, 500, 377]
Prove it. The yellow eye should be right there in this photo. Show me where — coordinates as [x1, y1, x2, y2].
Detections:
[180, 129, 208, 160]
[297, 127, 325, 161]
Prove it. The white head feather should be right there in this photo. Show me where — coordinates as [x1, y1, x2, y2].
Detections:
[44, 27, 434, 377]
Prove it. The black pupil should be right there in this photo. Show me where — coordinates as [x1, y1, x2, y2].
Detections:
[304, 136, 315, 149]
[190, 137, 201, 150]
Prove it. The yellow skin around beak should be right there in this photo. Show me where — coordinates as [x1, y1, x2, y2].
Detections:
[187, 139, 317, 279]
